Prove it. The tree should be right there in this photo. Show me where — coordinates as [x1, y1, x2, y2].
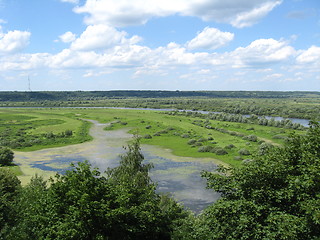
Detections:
[0, 148, 14, 166]
[200, 122, 320, 240]
[0, 168, 20, 236]
[105, 138, 173, 239]
[7, 138, 186, 240]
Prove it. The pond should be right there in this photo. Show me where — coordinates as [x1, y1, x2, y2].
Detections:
[14, 119, 220, 213]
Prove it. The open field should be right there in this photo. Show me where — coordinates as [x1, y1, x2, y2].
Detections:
[0, 107, 306, 172]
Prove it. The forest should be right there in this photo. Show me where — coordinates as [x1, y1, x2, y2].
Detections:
[1, 123, 320, 239]
[0, 91, 319, 120]
[0, 92, 319, 239]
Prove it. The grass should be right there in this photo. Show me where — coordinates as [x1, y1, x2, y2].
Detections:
[1, 165, 23, 176]
[0, 108, 306, 167]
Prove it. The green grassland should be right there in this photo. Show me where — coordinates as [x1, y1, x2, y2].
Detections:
[0, 108, 305, 171]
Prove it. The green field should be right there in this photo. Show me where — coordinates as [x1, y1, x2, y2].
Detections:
[0, 108, 305, 173]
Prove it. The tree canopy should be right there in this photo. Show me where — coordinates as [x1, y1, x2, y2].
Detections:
[0, 148, 14, 166]
[3, 139, 187, 240]
[199, 122, 320, 240]
[1, 124, 320, 239]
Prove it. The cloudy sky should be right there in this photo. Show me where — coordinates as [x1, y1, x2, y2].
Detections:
[0, 0, 319, 91]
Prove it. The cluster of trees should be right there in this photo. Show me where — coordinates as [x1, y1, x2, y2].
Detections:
[169, 111, 306, 130]
[2, 91, 317, 102]
[1, 123, 320, 239]
[0, 91, 319, 120]
[196, 122, 320, 239]
[0, 140, 190, 239]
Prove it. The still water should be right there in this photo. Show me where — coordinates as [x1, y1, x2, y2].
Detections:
[14, 120, 220, 213]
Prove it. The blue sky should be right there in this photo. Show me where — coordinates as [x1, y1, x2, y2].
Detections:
[0, 0, 319, 91]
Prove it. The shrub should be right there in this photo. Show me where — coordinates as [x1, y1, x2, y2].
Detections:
[143, 134, 152, 139]
[187, 139, 197, 145]
[238, 148, 251, 156]
[197, 138, 207, 142]
[225, 144, 235, 149]
[181, 134, 190, 138]
[0, 148, 14, 166]
[243, 135, 258, 142]
[198, 145, 214, 153]
[214, 148, 228, 155]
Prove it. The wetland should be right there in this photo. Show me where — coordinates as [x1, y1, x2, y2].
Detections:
[14, 119, 220, 212]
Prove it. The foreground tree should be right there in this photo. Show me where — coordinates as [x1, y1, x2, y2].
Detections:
[0, 148, 14, 166]
[7, 138, 187, 240]
[199, 122, 320, 240]
[0, 168, 20, 237]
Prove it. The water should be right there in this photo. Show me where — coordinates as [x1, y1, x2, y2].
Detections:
[14, 120, 220, 213]
[2, 106, 311, 127]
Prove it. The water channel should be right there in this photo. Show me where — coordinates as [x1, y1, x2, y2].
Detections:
[14, 119, 220, 213]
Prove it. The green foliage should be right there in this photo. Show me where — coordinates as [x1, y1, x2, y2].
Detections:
[0, 168, 21, 236]
[0, 147, 14, 166]
[238, 148, 251, 156]
[200, 122, 320, 239]
[5, 139, 188, 239]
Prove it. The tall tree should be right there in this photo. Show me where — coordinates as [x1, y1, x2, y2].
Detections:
[199, 122, 320, 240]
[0, 168, 20, 237]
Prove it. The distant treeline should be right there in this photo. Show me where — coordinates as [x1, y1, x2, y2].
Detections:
[0, 90, 319, 102]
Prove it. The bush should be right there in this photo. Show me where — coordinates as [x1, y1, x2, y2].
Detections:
[0, 148, 14, 166]
[143, 134, 152, 139]
[243, 135, 258, 142]
[225, 144, 235, 149]
[187, 139, 197, 145]
[198, 145, 214, 153]
[64, 130, 73, 137]
[197, 138, 207, 142]
[214, 148, 228, 155]
[181, 134, 190, 138]
[238, 148, 251, 156]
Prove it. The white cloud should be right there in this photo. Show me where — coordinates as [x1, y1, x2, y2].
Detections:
[61, 0, 79, 4]
[230, 1, 282, 28]
[0, 30, 31, 55]
[0, 37, 297, 75]
[74, 0, 282, 28]
[229, 38, 295, 67]
[59, 31, 76, 43]
[296, 46, 320, 64]
[267, 73, 283, 78]
[187, 27, 234, 50]
[71, 24, 141, 51]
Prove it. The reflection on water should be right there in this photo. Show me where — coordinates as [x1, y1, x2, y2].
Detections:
[14, 120, 219, 213]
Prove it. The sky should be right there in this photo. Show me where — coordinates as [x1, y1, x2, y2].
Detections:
[0, 0, 319, 91]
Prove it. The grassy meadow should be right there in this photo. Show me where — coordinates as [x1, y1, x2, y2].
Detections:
[0, 107, 305, 177]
